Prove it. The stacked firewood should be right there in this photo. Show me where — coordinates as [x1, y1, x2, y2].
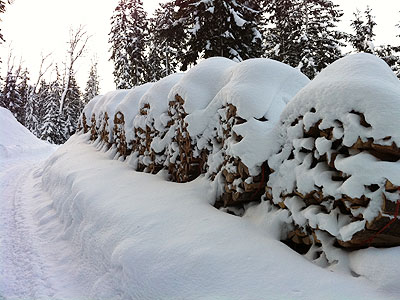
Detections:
[113, 112, 130, 158]
[132, 103, 165, 173]
[167, 95, 209, 183]
[90, 114, 98, 141]
[80, 113, 89, 134]
[216, 104, 268, 207]
[266, 110, 400, 248]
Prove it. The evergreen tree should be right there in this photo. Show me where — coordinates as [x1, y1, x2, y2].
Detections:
[39, 79, 63, 144]
[83, 59, 100, 104]
[146, 1, 181, 81]
[17, 67, 29, 126]
[349, 7, 400, 79]
[0, 67, 24, 123]
[174, 0, 263, 70]
[265, 0, 345, 79]
[24, 82, 42, 137]
[109, 0, 148, 88]
[349, 7, 376, 53]
[62, 75, 83, 139]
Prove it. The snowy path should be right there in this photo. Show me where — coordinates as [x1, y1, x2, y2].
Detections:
[0, 159, 53, 299]
[0, 154, 110, 300]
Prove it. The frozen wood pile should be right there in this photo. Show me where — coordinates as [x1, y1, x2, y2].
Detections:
[267, 54, 400, 248]
[208, 59, 310, 207]
[132, 74, 183, 172]
[113, 84, 154, 159]
[165, 58, 236, 183]
[77, 53, 400, 249]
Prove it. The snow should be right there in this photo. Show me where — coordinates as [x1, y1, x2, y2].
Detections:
[0, 107, 54, 160]
[91, 89, 130, 133]
[168, 57, 236, 114]
[134, 73, 184, 132]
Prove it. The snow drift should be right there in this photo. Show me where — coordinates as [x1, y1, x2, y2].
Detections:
[0, 107, 52, 160]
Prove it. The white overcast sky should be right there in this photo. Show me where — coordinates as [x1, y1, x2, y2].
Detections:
[1, 0, 400, 93]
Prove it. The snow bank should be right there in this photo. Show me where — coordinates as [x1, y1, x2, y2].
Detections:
[267, 53, 400, 248]
[0, 107, 53, 159]
[37, 134, 392, 299]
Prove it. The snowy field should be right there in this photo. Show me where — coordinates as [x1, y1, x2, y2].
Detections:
[2, 106, 400, 299]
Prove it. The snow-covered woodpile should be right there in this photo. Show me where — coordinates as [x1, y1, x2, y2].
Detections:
[206, 59, 310, 206]
[165, 57, 235, 182]
[132, 74, 182, 172]
[78, 53, 400, 249]
[267, 54, 400, 248]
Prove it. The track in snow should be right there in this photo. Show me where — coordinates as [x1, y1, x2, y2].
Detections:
[0, 154, 108, 300]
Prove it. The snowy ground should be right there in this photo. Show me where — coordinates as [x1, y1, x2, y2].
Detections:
[2, 107, 400, 299]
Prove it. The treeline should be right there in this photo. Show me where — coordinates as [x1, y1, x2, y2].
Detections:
[109, 0, 400, 87]
[0, 25, 100, 144]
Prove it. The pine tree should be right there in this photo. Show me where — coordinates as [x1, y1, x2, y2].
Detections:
[109, 0, 148, 88]
[174, 0, 264, 70]
[349, 7, 400, 79]
[146, 1, 180, 81]
[17, 67, 29, 126]
[265, 0, 345, 79]
[83, 59, 100, 104]
[0, 67, 25, 123]
[39, 79, 62, 144]
[62, 75, 83, 139]
[349, 7, 376, 53]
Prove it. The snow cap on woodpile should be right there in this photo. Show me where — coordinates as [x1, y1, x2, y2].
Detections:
[80, 94, 103, 128]
[168, 57, 237, 114]
[281, 53, 400, 147]
[92, 89, 130, 130]
[134, 73, 184, 133]
[218, 58, 310, 174]
[268, 53, 400, 246]
[115, 82, 154, 141]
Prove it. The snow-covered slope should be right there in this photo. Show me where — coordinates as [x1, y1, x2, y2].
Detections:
[0, 107, 54, 160]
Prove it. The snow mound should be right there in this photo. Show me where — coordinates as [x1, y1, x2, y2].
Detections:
[0, 107, 51, 158]
[267, 53, 400, 248]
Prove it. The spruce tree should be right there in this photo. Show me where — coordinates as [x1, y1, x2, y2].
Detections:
[146, 1, 180, 81]
[39, 80, 62, 144]
[0, 68, 24, 123]
[109, 0, 148, 88]
[83, 59, 100, 104]
[174, 0, 264, 70]
[62, 75, 83, 139]
[265, 0, 345, 79]
[349, 7, 376, 53]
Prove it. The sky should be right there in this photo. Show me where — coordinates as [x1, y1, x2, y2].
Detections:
[1, 0, 400, 93]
